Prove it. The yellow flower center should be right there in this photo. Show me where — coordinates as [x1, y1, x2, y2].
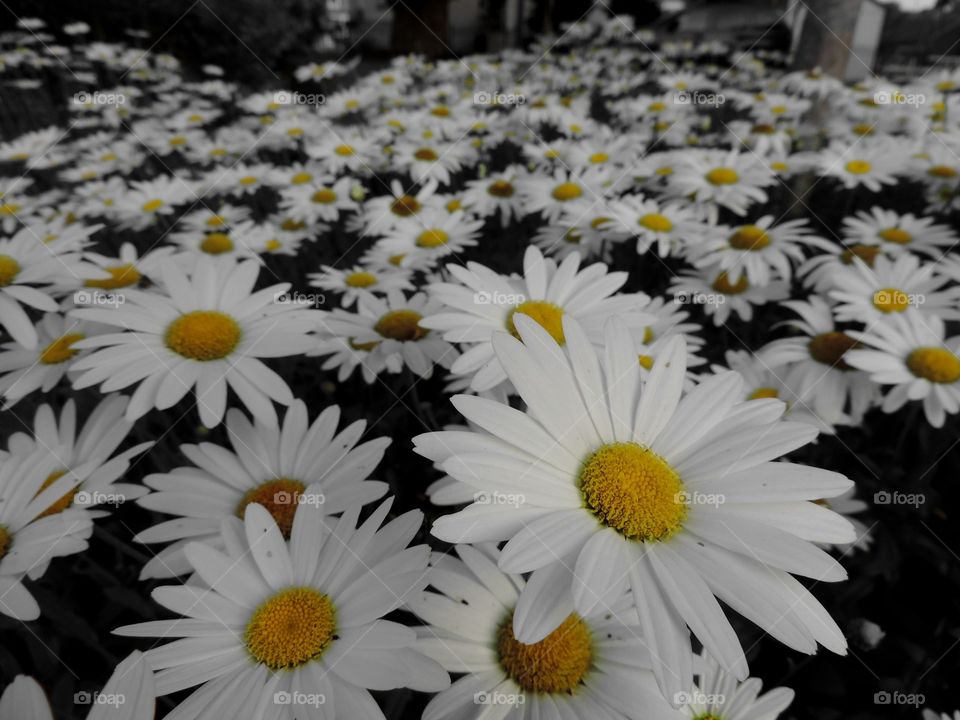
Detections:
[649, 101, 667, 112]
[852, 123, 874, 136]
[770, 104, 788, 115]
[391, 195, 421, 217]
[771, 161, 788, 172]
[35, 469, 78, 519]
[872, 287, 910, 313]
[86, 263, 141, 289]
[200, 233, 234, 254]
[431, 106, 450, 117]
[334, 144, 355, 156]
[291, 172, 313, 185]
[507, 301, 565, 345]
[705, 167, 739, 185]
[312, 188, 337, 204]
[907, 347, 960, 384]
[580, 442, 687, 542]
[928, 164, 958, 178]
[345, 271, 377, 288]
[239, 176, 258, 186]
[488, 180, 515, 197]
[446, 199, 461, 212]
[845, 160, 872, 175]
[564, 229, 582, 244]
[728, 225, 771, 250]
[497, 611, 592, 694]
[752, 123, 776, 135]
[165, 311, 242, 361]
[349, 338, 380, 351]
[169, 135, 187, 146]
[0, 203, 21, 216]
[589, 152, 609, 164]
[551, 182, 583, 201]
[0, 525, 10, 560]
[878, 227, 912, 245]
[416, 229, 449, 248]
[206, 215, 226, 227]
[281, 218, 305, 231]
[375, 309, 427, 341]
[0, 254, 21, 287]
[141, 198, 164, 212]
[712, 271, 749, 294]
[840, 244, 881, 266]
[265, 239, 281, 252]
[638, 213, 674, 233]
[245, 587, 336, 670]
[638, 354, 654, 370]
[749, 386, 779, 400]
[236, 478, 306, 539]
[40, 333, 85, 364]
[808, 331, 858, 369]
[414, 147, 439, 161]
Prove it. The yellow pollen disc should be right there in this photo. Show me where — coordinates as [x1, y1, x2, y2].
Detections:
[643, 327, 654, 344]
[431, 106, 450, 117]
[388, 253, 405, 266]
[142, 198, 164, 212]
[649, 101, 667, 112]
[245, 587, 336, 670]
[40, 333, 84, 365]
[878, 227, 911, 245]
[391, 195, 421, 217]
[712, 271, 749, 295]
[638, 354, 654, 370]
[265, 239, 281, 252]
[166, 311, 241, 361]
[87, 264, 142, 289]
[552, 182, 583, 201]
[852, 123, 874, 136]
[334, 144, 355, 156]
[239, 176, 258, 186]
[35, 469, 78, 519]
[200, 233, 234, 254]
[281, 218, 305, 231]
[169, 135, 187, 146]
[928, 165, 958, 178]
[845, 160, 872, 175]
[291, 172, 313, 185]
[840, 244, 881, 266]
[101, 152, 117, 162]
[639, 213, 673, 233]
[936, 80, 957, 92]
[206, 215, 226, 227]
[544, 148, 560, 158]
[350, 338, 380, 351]
[375, 309, 427, 341]
[488, 180, 515, 197]
[416, 229, 449, 248]
[728, 225, 771, 250]
[287, 128, 304, 138]
[705, 167, 739, 185]
[446, 199, 461, 212]
[188, 114, 204, 122]
[655, 166, 673, 176]
[414, 148, 439, 161]
[580, 442, 687, 542]
[507, 301, 565, 344]
[907, 347, 960, 384]
[751, 123, 776, 135]
[590, 216, 611, 230]
[808, 331, 858, 369]
[497, 611, 592, 694]
[749, 386, 779, 400]
[771, 161, 788, 172]
[345, 271, 377, 288]
[589, 152, 609, 164]
[770, 104, 787, 115]
[211, 147, 228, 156]
[873, 287, 910, 313]
[312, 188, 337, 204]
[0, 525, 10, 560]
[0, 254, 21, 287]
[236, 478, 306, 538]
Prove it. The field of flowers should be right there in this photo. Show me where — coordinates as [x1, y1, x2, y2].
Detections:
[0, 10, 959, 720]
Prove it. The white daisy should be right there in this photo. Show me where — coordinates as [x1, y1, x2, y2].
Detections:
[681, 649, 794, 720]
[841, 206, 958, 257]
[375, 209, 483, 268]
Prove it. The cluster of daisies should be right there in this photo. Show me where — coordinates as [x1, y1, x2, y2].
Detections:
[0, 8, 959, 720]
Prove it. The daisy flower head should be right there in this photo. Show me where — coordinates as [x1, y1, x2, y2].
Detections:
[666, 148, 774, 221]
[69, 256, 320, 428]
[81, 241, 176, 292]
[758, 297, 877, 427]
[818, 141, 902, 192]
[115, 498, 449, 716]
[680, 649, 794, 720]
[112, 176, 194, 230]
[520, 167, 605, 224]
[846, 311, 960, 428]
[690, 216, 832, 286]
[356, 178, 442, 235]
[607, 194, 706, 258]
[375, 208, 484, 268]
[422, 245, 652, 393]
[409, 544, 680, 720]
[669, 265, 790, 326]
[841, 206, 958, 257]
[317, 289, 457, 381]
[829, 253, 960, 323]
[460, 165, 528, 225]
[136, 399, 390, 578]
[310, 263, 414, 308]
[418, 314, 854, 702]
[278, 175, 357, 225]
